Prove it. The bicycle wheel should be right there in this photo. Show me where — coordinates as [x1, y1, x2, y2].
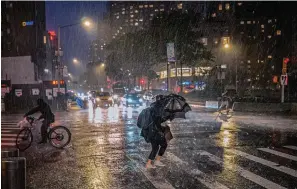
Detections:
[48, 126, 71, 149]
[16, 128, 33, 151]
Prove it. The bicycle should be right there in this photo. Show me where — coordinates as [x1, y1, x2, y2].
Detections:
[16, 116, 71, 151]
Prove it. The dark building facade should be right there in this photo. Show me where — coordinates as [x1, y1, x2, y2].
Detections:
[1, 1, 46, 80]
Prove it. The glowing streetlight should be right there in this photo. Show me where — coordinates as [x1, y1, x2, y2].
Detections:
[101, 63, 105, 67]
[83, 20, 91, 27]
[73, 58, 78, 64]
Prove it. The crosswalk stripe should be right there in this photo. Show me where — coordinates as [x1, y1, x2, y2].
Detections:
[1, 127, 21, 130]
[197, 151, 287, 189]
[258, 148, 297, 162]
[283, 145, 297, 151]
[1, 133, 21, 137]
[126, 154, 175, 189]
[166, 152, 230, 189]
[1, 138, 18, 141]
[229, 149, 297, 178]
[1, 142, 16, 146]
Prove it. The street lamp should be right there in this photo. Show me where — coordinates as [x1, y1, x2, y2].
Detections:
[73, 58, 78, 64]
[56, 19, 93, 98]
[224, 43, 230, 49]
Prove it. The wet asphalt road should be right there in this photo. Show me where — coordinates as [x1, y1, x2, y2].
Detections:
[2, 104, 297, 189]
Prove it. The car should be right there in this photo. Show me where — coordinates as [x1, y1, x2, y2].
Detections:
[122, 93, 143, 107]
[94, 92, 114, 107]
[143, 91, 154, 101]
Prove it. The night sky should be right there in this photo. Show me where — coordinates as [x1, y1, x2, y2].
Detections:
[46, 1, 107, 77]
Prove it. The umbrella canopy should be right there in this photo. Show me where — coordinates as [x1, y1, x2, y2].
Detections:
[163, 94, 191, 113]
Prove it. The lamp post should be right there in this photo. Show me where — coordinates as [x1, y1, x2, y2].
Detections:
[56, 19, 92, 109]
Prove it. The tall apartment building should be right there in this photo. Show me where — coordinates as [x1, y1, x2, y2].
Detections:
[1, 1, 46, 80]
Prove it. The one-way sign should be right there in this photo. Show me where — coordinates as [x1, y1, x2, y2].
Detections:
[281, 74, 288, 85]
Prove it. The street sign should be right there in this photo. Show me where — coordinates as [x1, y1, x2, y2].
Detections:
[32, 89, 40, 95]
[15, 89, 22, 97]
[281, 74, 288, 85]
[166, 43, 175, 62]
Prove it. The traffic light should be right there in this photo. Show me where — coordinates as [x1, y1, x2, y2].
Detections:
[282, 57, 290, 74]
[283, 58, 290, 64]
[140, 79, 144, 84]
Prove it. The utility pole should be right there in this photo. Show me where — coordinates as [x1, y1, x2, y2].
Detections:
[167, 62, 170, 91]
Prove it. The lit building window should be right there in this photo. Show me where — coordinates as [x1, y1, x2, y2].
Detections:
[240, 32, 244, 34]
[125, 19, 128, 22]
[130, 23, 133, 26]
[117, 30, 120, 33]
[277, 30, 281, 35]
[116, 16, 119, 19]
[253, 21, 256, 24]
[130, 6, 133, 9]
[261, 24, 264, 28]
[150, 18, 153, 21]
[261, 30, 265, 32]
[268, 55, 272, 59]
[130, 11, 133, 14]
[177, 3, 183, 9]
[135, 10, 138, 13]
[139, 18, 143, 22]
[122, 8, 125, 10]
[275, 19, 277, 22]
[120, 27, 122, 29]
[112, 36, 115, 39]
[247, 21, 251, 24]
[160, 8, 164, 11]
[247, 60, 251, 63]
[150, 13, 154, 17]
[122, 11, 125, 14]
[261, 60, 264, 63]
[211, 13, 216, 17]
[130, 19, 133, 22]
[268, 35, 272, 39]
[219, 4, 222, 10]
[139, 5, 143, 8]
[238, 2, 242, 6]
[155, 9, 159, 12]
[225, 3, 230, 10]
[240, 21, 244, 24]
[144, 5, 148, 8]
[149, 4, 153, 8]
[135, 22, 139, 26]
[268, 19, 272, 23]
[7, 28, 10, 34]
[130, 15, 134, 18]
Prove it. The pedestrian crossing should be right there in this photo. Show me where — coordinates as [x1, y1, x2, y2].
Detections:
[128, 145, 297, 189]
[1, 120, 20, 147]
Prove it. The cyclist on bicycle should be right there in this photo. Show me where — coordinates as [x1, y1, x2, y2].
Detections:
[24, 98, 55, 144]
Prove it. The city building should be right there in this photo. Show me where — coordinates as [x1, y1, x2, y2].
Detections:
[1, 1, 46, 80]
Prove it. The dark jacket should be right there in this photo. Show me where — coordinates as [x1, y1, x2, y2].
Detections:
[24, 101, 55, 122]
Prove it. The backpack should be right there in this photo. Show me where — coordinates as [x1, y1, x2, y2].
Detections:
[137, 107, 156, 143]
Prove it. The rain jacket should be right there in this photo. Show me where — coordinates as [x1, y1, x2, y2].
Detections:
[137, 103, 169, 143]
[24, 100, 55, 122]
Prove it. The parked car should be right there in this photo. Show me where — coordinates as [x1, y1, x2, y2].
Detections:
[122, 93, 143, 107]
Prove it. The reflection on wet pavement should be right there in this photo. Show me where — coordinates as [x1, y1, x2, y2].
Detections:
[4, 106, 296, 189]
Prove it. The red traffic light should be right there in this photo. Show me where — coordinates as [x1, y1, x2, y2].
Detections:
[283, 58, 290, 64]
[140, 79, 144, 84]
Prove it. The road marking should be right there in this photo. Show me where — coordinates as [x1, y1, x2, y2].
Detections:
[1, 138, 18, 141]
[166, 152, 230, 189]
[1, 142, 16, 146]
[1, 133, 21, 137]
[229, 149, 297, 178]
[197, 151, 287, 189]
[126, 154, 175, 189]
[258, 148, 297, 161]
[1, 130, 16, 133]
[1, 127, 20, 130]
[283, 145, 297, 151]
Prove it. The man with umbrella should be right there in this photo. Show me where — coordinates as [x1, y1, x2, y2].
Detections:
[139, 94, 191, 169]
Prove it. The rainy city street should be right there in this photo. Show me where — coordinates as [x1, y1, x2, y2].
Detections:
[2, 104, 297, 189]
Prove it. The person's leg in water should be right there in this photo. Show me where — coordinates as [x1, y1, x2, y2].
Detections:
[146, 141, 159, 169]
[155, 139, 167, 167]
[39, 120, 50, 144]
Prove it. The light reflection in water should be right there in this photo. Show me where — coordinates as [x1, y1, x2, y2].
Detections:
[108, 106, 119, 122]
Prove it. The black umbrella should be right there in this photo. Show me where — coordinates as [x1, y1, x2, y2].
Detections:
[163, 94, 191, 113]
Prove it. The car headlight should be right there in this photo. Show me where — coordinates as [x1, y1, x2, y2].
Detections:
[139, 98, 143, 102]
[113, 95, 118, 99]
[108, 97, 112, 100]
[96, 97, 100, 101]
[128, 98, 133, 103]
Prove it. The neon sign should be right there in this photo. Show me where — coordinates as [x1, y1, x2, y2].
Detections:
[22, 21, 34, 27]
